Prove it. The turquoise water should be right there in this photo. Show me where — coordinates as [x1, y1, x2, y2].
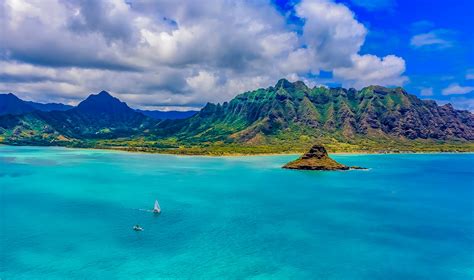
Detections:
[0, 146, 473, 279]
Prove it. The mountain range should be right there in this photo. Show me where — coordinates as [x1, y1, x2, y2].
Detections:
[1, 79, 473, 153]
[0, 93, 73, 115]
[0, 92, 196, 119]
[153, 79, 473, 142]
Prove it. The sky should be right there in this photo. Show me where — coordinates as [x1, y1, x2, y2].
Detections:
[0, 0, 473, 111]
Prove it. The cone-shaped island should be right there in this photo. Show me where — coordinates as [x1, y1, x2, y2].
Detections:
[283, 144, 365, 171]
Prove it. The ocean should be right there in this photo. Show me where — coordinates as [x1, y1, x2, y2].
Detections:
[0, 146, 473, 279]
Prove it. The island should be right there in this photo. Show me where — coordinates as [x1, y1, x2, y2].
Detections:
[283, 144, 365, 171]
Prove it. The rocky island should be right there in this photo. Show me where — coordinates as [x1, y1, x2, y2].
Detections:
[283, 144, 365, 171]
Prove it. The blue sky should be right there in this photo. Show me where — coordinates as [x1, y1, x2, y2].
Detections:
[349, 0, 473, 103]
[275, 0, 474, 109]
[1, 0, 473, 110]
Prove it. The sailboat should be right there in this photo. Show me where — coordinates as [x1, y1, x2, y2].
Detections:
[153, 200, 161, 214]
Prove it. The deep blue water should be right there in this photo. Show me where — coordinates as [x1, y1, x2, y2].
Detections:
[0, 146, 473, 279]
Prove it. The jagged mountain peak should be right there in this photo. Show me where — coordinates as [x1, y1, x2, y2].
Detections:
[97, 90, 113, 97]
[275, 78, 293, 89]
[274, 79, 308, 91]
[85, 90, 117, 101]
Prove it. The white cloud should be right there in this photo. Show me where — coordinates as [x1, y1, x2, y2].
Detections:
[0, 0, 407, 109]
[296, 0, 367, 69]
[420, 87, 433, 96]
[333, 54, 407, 88]
[410, 29, 454, 49]
[186, 71, 217, 94]
[442, 83, 474, 95]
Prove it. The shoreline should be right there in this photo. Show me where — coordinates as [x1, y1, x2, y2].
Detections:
[1, 143, 473, 157]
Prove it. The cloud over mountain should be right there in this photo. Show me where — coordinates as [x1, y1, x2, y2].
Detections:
[0, 0, 407, 109]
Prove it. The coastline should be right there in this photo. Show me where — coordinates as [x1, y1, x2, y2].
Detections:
[1, 143, 473, 157]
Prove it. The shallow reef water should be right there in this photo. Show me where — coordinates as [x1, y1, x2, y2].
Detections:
[0, 146, 473, 279]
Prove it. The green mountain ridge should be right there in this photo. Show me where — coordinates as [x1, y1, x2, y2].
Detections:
[152, 79, 473, 143]
[1, 79, 473, 153]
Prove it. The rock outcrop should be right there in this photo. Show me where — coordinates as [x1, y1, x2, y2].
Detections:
[283, 144, 364, 170]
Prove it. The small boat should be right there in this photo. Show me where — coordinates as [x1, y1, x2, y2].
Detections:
[133, 224, 143, 231]
[153, 200, 161, 214]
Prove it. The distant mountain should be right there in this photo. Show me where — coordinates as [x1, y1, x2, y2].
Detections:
[73, 91, 134, 116]
[136, 109, 198, 120]
[0, 93, 72, 116]
[0, 91, 155, 142]
[0, 91, 196, 119]
[0, 93, 36, 115]
[155, 79, 474, 143]
[48, 91, 153, 138]
[26, 101, 73, 112]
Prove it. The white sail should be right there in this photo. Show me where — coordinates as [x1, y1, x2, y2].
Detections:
[153, 200, 161, 212]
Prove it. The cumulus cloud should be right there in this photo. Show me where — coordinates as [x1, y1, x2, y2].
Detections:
[296, 0, 367, 68]
[0, 0, 407, 109]
[442, 83, 474, 95]
[333, 54, 407, 88]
